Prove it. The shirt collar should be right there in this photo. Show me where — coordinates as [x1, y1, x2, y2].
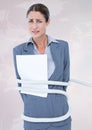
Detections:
[47, 36, 59, 45]
[26, 35, 59, 46]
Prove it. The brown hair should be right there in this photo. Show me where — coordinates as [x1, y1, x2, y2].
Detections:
[26, 3, 50, 22]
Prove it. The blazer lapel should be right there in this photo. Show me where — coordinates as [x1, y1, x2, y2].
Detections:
[49, 43, 62, 80]
[23, 42, 34, 55]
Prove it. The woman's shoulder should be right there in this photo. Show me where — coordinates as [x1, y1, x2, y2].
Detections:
[13, 42, 26, 50]
[54, 39, 69, 49]
[13, 37, 33, 52]
[56, 39, 68, 45]
[13, 42, 27, 55]
[48, 36, 68, 46]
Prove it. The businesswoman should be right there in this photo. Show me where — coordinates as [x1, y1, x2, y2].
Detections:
[13, 3, 71, 130]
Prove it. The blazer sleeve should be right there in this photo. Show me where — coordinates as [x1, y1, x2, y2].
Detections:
[13, 47, 21, 87]
[63, 42, 70, 83]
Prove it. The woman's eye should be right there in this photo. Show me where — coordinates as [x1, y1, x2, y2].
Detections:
[28, 20, 33, 23]
[28, 19, 43, 23]
[37, 20, 42, 23]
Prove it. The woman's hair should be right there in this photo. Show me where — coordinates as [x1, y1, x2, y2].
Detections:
[26, 3, 50, 22]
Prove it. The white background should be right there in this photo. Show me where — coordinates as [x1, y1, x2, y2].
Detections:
[0, 0, 92, 130]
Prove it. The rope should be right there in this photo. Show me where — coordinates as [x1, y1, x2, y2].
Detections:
[16, 78, 92, 123]
[17, 79, 92, 87]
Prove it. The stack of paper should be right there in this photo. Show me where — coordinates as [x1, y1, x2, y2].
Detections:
[16, 54, 48, 97]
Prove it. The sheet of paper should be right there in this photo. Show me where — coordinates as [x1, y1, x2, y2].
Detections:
[16, 54, 48, 97]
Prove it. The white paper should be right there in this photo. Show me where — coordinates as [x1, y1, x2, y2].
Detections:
[16, 54, 48, 97]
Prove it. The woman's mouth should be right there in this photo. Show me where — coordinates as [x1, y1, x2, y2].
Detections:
[32, 31, 39, 35]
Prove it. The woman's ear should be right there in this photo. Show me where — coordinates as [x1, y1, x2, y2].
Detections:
[47, 19, 50, 26]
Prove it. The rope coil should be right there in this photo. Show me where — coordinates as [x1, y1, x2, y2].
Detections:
[17, 78, 92, 123]
[17, 79, 71, 122]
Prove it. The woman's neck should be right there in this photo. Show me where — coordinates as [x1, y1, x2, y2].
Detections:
[33, 35, 48, 54]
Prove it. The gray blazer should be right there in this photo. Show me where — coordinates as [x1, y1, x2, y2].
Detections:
[13, 39, 71, 130]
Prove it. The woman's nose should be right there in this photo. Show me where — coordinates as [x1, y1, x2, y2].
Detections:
[32, 22, 38, 29]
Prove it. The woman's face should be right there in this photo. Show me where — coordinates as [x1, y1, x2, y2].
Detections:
[27, 11, 50, 38]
